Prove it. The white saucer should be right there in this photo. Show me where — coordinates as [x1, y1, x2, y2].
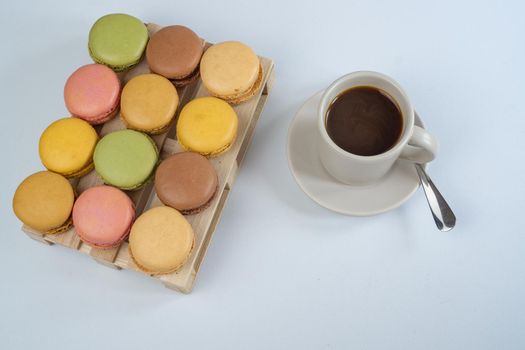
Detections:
[287, 91, 426, 216]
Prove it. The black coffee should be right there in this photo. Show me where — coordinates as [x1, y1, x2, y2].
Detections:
[325, 86, 403, 156]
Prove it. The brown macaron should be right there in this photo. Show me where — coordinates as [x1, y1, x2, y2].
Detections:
[146, 25, 203, 87]
[154, 152, 218, 214]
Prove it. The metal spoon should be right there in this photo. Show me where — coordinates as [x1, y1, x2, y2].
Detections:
[415, 164, 456, 231]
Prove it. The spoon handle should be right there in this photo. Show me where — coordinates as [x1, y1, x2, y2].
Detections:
[415, 164, 456, 231]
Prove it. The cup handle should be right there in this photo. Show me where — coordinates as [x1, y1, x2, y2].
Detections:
[400, 126, 438, 164]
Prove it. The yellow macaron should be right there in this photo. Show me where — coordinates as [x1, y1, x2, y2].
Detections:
[13, 171, 75, 234]
[129, 206, 194, 275]
[200, 41, 263, 104]
[176, 96, 238, 156]
[120, 73, 179, 134]
[39, 118, 98, 178]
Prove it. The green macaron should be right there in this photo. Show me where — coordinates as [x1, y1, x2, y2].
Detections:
[88, 13, 149, 71]
[94, 130, 158, 190]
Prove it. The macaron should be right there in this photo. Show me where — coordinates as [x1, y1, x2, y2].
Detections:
[94, 130, 158, 190]
[73, 186, 135, 249]
[64, 64, 121, 125]
[200, 41, 263, 104]
[146, 25, 203, 87]
[129, 206, 194, 275]
[176, 97, 238, 156]
[13, 171, 74, 234]
[88, 13, 149, 71]
[120, 74, 179, 134]
[155, 152, 218, 214]
[39, 118, 98, 178]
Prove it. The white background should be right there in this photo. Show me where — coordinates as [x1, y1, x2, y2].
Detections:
[1, 1, 524, 349]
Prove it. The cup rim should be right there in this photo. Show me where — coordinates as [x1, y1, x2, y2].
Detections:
[318, 71, 414, 161]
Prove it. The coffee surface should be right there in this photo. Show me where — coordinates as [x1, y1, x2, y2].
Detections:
[326, 86, 403, 156]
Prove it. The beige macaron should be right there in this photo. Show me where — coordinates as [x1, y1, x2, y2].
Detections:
[200, 41, 263, 104]
[129, 206, 194, 275]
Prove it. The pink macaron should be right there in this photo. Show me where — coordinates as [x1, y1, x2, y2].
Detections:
[64, 64, 121, 125]
[72, 185, 135, 249]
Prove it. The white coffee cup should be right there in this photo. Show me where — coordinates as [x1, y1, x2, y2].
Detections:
[318, 71, 438, 185]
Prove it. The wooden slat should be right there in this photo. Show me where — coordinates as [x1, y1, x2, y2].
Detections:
[24, 230, 53, 245]
[157, 58, 275, 292]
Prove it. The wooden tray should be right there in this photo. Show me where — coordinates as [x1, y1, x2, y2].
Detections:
[21, 23, 275, 293]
